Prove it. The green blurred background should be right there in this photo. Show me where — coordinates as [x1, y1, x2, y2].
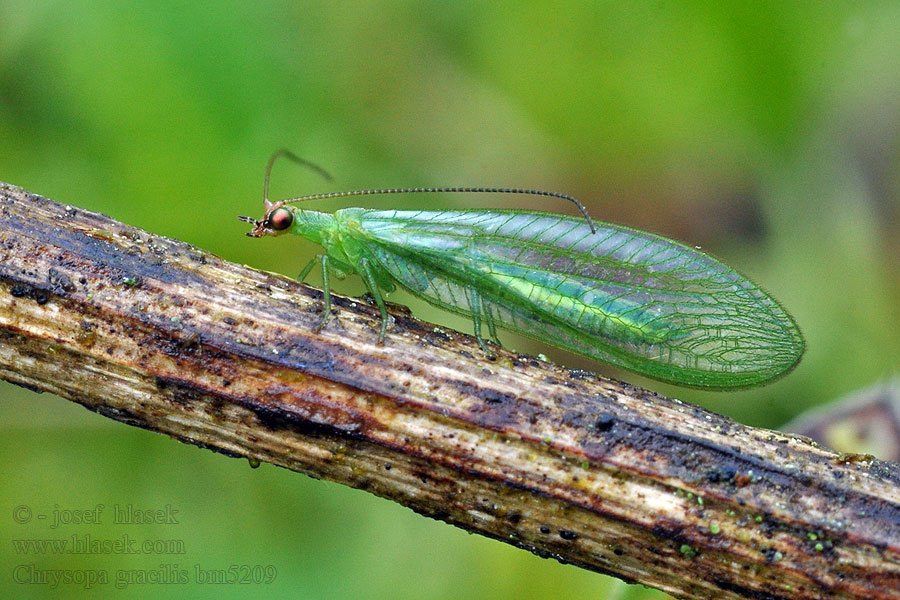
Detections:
[1, 2, 898, 598]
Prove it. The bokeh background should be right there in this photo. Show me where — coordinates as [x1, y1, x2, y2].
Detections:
[2, 2, 898, 598]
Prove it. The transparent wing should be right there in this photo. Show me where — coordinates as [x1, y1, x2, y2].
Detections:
[354, 210, 804, 388]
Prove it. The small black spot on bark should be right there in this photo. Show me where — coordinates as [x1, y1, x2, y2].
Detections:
[594, 413, 615, 431]
[10, 284, 32, 298]
[706, 464, 739, 483]
[9, 284, 48, 305]
[760, 547, 781, 562]
[48, 268, 76, 293]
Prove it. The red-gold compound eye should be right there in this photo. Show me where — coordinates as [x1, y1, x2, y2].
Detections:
[268, 207, 293, 231]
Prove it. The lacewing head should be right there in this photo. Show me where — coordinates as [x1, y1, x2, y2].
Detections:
[239, 201, 294, 238]
[240, 149, 335, 237]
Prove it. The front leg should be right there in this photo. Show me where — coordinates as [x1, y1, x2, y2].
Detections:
[297, 254, 335, 332]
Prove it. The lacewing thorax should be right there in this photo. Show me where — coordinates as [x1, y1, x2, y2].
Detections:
[240, 150, 804, 389]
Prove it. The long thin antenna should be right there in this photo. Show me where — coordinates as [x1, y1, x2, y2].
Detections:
[264, 149, 333, 209]
[280, 187, 598, 234]
[264, 150, 597, 234]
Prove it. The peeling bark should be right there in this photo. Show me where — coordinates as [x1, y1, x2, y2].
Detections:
[0, 181, 898, 599]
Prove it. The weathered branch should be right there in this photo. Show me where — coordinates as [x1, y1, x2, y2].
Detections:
[0, 181, 898, 599]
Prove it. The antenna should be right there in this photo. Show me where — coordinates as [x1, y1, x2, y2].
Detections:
[264, 151, 597, 234]
[264, 149, 333, 210]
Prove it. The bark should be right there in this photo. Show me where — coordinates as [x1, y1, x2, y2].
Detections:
[0, 181, 898, 599]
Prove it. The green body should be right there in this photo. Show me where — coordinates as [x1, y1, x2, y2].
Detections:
[284, 207, 804, 389]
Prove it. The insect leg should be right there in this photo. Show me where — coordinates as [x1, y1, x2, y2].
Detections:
[358, 257, 390, 342]
[312, 254, 333, 332]
[469, 290, 495, 357]
[296, 256, 318, 282]
[482, 299, 501, 346]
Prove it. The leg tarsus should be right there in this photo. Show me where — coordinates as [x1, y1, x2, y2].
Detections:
[475, 333, 495, 358]
[359, 258, 390, 343]
[483, 303, 501, 346]
[470, 291, 497, 359]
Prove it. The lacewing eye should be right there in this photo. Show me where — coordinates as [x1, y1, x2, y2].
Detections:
[268, 207, 293, 231]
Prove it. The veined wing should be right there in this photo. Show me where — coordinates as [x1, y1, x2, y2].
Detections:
[352, 210, 804, 388]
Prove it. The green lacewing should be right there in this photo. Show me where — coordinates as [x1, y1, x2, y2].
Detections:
[240, 150, 804, 389]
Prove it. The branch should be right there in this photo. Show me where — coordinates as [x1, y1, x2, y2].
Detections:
[1, 181, 898, 599]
